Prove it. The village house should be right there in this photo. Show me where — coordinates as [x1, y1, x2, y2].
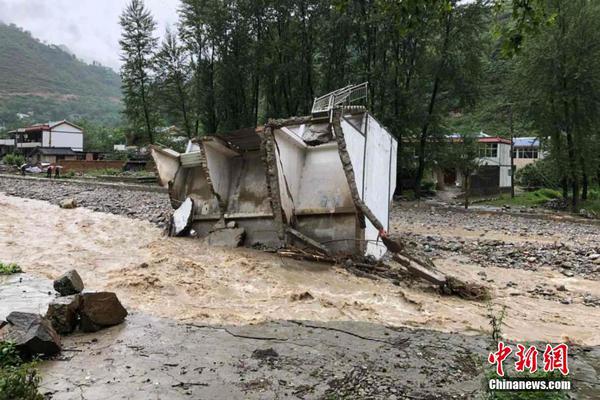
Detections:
[435, 134, 512, 194]
[512, 136, 543, 170]
[8, 120, 83, 153]
[5, 120, 85, 163]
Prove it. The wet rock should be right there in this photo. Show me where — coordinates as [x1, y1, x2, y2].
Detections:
[59, 198, 77, 209]
[79, 292, 128, 332]
[206, 228, 245, 247]
[290, 291, 314, 301]
[0, 312, 61, 357]
[252, 348, 279, 359]
[53, 269, 84, 296]
[562, 270, 574, 277]
[45, 295, 81, 334]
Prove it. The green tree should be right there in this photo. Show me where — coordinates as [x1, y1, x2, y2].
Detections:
[154, 28, 194, 138]
[119, 0, 158, 144]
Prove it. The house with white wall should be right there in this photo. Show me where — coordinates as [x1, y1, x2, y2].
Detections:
[9, 120, 84, 152]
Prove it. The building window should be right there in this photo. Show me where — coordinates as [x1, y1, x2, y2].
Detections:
[479, 143, 498, 158]
[513, 148, 538, 159]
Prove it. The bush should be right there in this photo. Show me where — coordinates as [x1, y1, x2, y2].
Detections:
[516, 159, 561, 189]
[2, 153, 25, 167]
[0, 342, 43, 400]
[0, 262, 22, 275]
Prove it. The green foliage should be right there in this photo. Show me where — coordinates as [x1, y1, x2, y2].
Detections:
[86, 168, 123, 177]
[2, 153, 25, 167]
[515, 159, 561, 189]
[0, 263, 22, 275]
[0, 23, 122, 129]
[0, 342, 43, 400]
[119, 0, 159, 144]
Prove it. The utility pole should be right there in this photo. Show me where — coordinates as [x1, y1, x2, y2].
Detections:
[509, 105, 515, 198]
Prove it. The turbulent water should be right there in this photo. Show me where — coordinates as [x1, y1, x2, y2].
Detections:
[1, 194, 600, 345]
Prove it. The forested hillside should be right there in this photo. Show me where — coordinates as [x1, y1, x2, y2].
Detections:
[0, 23, 122, 129]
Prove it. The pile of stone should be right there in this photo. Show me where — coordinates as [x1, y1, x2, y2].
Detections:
[0, 269, 127, 358]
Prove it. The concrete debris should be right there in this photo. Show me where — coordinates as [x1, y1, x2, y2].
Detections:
[206, 227, 246, 247]
[0, 311, 61, 357]
[59, 198, 78, 209]
[45, 295, 81, 334]
[170, 197, 194, 236]
[79, 292, 128, 332]
[151, 105, 398, 261]
[53, 269, 84, 296]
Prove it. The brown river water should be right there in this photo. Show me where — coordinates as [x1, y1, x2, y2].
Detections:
[1, 194, 599, 346]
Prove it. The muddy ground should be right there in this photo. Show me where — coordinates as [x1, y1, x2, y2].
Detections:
[1, 177, 599, 398]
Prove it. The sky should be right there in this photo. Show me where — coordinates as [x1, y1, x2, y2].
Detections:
[0, 0, 180, 71]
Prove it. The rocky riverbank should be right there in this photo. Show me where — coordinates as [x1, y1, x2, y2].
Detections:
[0, 176, 172, 227]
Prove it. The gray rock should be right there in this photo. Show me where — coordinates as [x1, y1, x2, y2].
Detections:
[206, 227, 246, 247]
[59, 198, 78, 209]
[79, 292, 128, 332]
[0, 312, 61, 357]
[45, 295, 81, 334]
[53, 269, 84, 296]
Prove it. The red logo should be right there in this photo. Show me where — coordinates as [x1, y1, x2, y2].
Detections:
[488, 342, 569, 376]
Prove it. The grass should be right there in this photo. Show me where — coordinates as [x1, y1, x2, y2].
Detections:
[0, 342, 43, 400]
[483, 188, 563, 208]
[0, 262, 22, 275]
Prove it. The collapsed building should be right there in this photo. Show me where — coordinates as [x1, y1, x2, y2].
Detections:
[152, 83, 398, 260]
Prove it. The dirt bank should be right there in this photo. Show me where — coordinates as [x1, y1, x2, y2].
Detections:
[1, 193, 600, 347]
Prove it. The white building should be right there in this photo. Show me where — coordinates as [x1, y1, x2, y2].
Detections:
[9, 120, 84, 153]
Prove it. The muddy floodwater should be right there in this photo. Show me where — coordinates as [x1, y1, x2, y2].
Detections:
[1, 194, 599, 347]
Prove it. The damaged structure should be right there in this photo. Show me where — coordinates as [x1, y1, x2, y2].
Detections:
[152, 83, 398, 260]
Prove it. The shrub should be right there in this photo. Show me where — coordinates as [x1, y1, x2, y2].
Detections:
[0, 342, 43, 400]
[2, 153, 25, 167]
[516, 159, 561, 189]
[0, 262, 22, 275]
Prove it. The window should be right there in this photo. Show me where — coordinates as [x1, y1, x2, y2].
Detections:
[479, 143, 498, 158]
[513, 148, 539, 159]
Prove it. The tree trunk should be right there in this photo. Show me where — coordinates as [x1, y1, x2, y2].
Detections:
[464, 174, 470, 209]
[415, 11, 452, 198]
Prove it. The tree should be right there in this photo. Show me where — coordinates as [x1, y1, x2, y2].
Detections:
[154, 28, 194, 138]
[119, 0, 158, 144]
[510, 0, 600, 211]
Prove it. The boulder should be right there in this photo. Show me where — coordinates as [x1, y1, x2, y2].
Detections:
[0, 312, 61, 357]
[206, 227, 246, 247]
[79, 292, 128, 332]
[45, 295, 81, 334]
[53, 269, 84, 296]
[59, 198, 78, 209]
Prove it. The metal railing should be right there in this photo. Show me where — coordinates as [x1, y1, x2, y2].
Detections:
[311, 82, 368, 114]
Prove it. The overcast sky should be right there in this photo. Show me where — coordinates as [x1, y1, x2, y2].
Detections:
[0, 0, 179, 71]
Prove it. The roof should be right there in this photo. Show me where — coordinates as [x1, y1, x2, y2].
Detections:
[478, 137, 511, 145]
[33, 147, 79, 156]
[513, 137, 540, 148]
[8, 120, 83, 134]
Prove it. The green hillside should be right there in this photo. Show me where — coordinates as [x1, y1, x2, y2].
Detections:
[0, 23, 122, 129]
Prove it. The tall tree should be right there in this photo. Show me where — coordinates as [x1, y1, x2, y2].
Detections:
[154, 28, 194, 138]
[119, 0, 158, 144]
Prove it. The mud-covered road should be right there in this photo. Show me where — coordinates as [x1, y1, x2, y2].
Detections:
[1, 177, 600, 398]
